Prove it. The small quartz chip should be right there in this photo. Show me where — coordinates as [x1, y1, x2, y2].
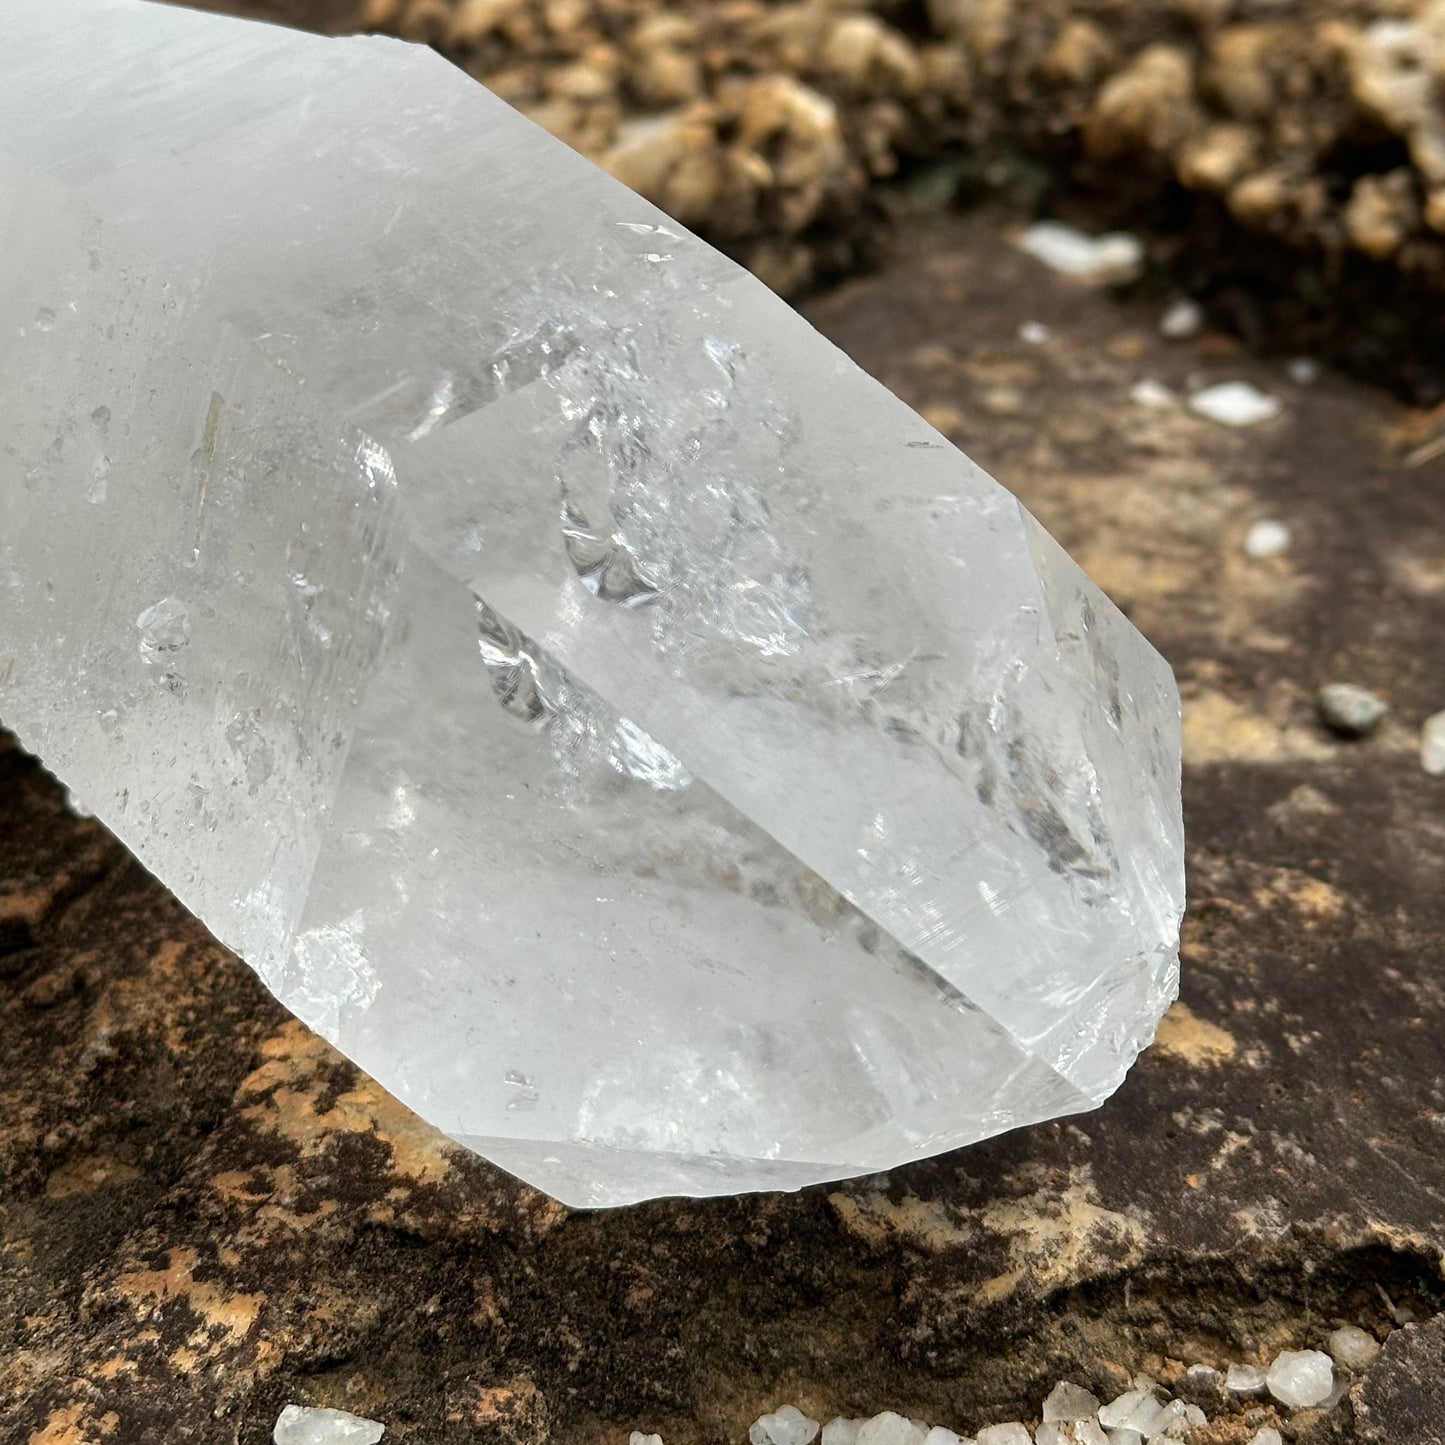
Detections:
[1266, 1350, 1334, 1409]
[273, 1405, 384, 1445]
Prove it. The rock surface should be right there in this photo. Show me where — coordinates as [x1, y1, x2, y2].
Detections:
[3, 202, 1443, 1442]
[1351, 1316, 1445, 1443]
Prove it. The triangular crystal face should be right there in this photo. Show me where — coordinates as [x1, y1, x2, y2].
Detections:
[0, 0, 1183, 1206]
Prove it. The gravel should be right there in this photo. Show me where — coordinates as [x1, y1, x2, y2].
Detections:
[1318, 682, 1390, 738]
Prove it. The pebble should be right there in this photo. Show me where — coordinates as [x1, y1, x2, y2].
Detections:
[1266, 1348, 1334, 1408]
[1129, 378, 1175, 408]
[752, 1405, 822, 1445]
[1226, 1364, 1267, 1396]
[1159, 298, 1204, 340]
[1327, 1325, 1381, 1371]
[1188, 381, 1282, 426]
[821, 1422, 865, 1445]
[1017, 221, 1145, 281]
[924, 1429, 969, 1445]
[1318, 682, 1389, 738]
[273, 1406, 385, 1445]
[1244, 519, 1290, 557]
[631, 1435, 664, 1445]
[1043, 1383, 1102, 1422]
[1247, 1432, 1283, 1445]
[975, 1426, 1032, 1445]
[1421, 709, 1445, 776]
[1019, 320, 1053, 344]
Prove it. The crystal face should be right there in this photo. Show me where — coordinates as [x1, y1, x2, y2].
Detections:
[0, 0, 1184, 1207]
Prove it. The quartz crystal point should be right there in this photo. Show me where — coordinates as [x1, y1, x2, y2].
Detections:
[0, 0, 1184, 1207]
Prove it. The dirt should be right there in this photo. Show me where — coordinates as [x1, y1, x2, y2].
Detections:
[3, 196, 1444, 1442]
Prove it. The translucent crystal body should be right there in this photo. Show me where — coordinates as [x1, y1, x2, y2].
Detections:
[0, 0, 1184, 1206]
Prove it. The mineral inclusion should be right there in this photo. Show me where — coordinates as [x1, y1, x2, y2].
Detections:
[0, 0, 1184, 1206]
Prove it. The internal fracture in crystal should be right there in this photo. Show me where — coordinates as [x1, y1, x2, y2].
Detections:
[0, 0, 1184, 1206]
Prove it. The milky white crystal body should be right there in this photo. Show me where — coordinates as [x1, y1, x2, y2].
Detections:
[0, 0, 1183, 1206]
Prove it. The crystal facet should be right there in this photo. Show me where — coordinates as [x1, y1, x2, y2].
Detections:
[0, 0, 1184, 1206]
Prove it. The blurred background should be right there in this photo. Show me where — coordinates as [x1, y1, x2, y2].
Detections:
[185, 0, 1445, 401]
[4, 3, 1445, 1444]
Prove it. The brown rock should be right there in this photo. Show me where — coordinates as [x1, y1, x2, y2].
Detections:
[1352, 1318, 1445, 1444]
[818, 14, 921, 97]
[1346, 169, 1421, 259]
[1085, 44, 1199, 160]
[444, 0, 525, 47]
[629, 45, 702, 108]
[1178, 121, 1257, 191]
[1042, 19, 1115, 88]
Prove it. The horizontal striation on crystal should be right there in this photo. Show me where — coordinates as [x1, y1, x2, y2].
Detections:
[0, 0, 1183, 1206]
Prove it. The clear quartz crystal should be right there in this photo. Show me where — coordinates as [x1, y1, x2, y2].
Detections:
[0, 0, 1184, 1206]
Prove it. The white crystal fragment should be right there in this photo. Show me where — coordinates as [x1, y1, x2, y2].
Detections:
[630, 1435, 664, 1445]
[1159, 299, 1203, 340]
[1247, 1431, 1282, 1445]
[1421, 710, 1445, 776]
[1225, 1365, 1267, 1396]
[1188, 382, 1282, 427]
[1287, 357, 1321, 385]
[821, 1421, 866, 1445]
[273, 1405, 384, 1445]
[752, 1406, 821, 1445]
[1019, 321, 1052, 345]
[858, 1414, 928, 1445]
[1244, 520, 1291, 558]
[1098, 1391, 1163, 1434]
[1265, 1349, 1334, 1408]
[1037, 1422, 1108, 1445]
[924, 1428, 970, 1445]
[1142, 1399, 1190, 1439]
[1043, 1383, 1102, 1422]
[0, 0, 1184, 1208]
[1327, 1325, 1381, 1371]
[976, 1427, 1032, 1445]
[1018, 222, 1145, 280]
[1129, 380, 1175, 409]
[1105, 1433, 1143, 1445]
